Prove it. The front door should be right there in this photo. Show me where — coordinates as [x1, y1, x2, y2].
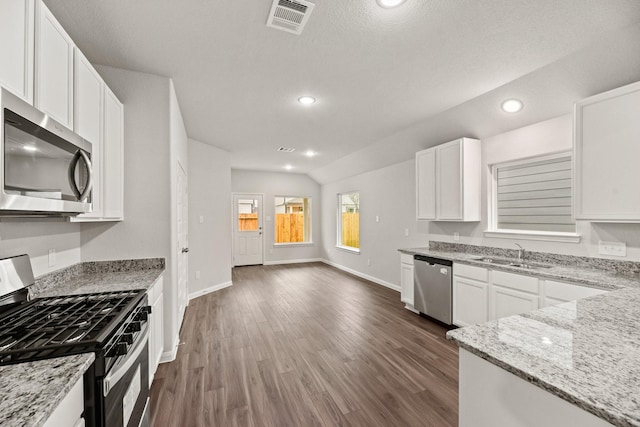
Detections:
[177, 162, 188, 322]
[233, 194, 263, 266]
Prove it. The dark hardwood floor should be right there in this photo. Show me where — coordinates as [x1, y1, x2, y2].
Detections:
[150, 262, 458, 427]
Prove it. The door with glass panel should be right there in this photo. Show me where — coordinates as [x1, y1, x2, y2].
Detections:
[233, 194, 263, 266]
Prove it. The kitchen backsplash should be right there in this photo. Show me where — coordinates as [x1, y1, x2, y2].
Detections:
[429, 241, 640, 275]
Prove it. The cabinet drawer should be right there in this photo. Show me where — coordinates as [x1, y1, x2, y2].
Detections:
[400, 253, 414, 265]
[453, 263, 488, 282]
[492, 270, 538, 294]
[544, 280, 607, 301]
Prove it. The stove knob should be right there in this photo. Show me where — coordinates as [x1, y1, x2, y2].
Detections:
[120, 334, 134, 345]
[135, 311, 148, 322]
[144, 305, 152, 314]
[126, 322, 141, 333]
[109, 342, 128, 357]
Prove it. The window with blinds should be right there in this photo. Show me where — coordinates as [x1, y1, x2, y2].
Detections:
[494, 154, 575, 233]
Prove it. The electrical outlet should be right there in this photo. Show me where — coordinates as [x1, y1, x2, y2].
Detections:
[48, 249, 56, 267]
[599, 241, 626, 257]
[199, 216, 204, 224]
[375, 215, 380, 223]
[453, 232, 460, 241]
[367, 259, 372, 266]
[195, 271, 201, 279]
[404, 228, 409, 237]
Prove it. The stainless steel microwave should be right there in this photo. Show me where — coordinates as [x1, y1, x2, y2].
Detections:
[0, 87, 92, 216]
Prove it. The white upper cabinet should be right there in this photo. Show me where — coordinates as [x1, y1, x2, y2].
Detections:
[102, 86, 124, 220]
[574, 80, 640, 222]
[72, 49, 104, 219]
[416, 137, 481, 221]
[0, 0, 35, 103]
[35, 0, 75, 129]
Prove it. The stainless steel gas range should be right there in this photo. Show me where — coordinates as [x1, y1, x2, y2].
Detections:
[0, 255, 151, 427]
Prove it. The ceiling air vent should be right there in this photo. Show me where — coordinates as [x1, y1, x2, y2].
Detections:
[277, 147, 296, 152]
[266, 0, 315, 35]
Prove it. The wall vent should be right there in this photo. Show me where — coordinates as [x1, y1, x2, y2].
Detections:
[277, 147, 296, 152]
[266, 0, 315, 35]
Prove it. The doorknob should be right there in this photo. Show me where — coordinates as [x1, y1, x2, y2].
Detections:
[182, 248, 189, 253]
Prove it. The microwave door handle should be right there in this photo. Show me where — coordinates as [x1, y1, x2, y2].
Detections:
[68, 150, 93, 201]
[78, 150, 93, 201]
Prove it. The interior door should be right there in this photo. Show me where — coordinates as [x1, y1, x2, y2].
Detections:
[177, 162, 188, 323]
[233, 194, 263, 266]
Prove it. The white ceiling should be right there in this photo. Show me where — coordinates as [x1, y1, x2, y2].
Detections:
[45, 0, 640, 183]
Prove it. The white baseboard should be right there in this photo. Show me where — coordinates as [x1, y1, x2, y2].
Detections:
[188, 280, 233, 301]
[263, 258, 323, 266]
[321, 259, 401, 292]
[160, 334, 180, 363]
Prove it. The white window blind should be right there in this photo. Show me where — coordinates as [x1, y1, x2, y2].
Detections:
[496, 156, 575, 233]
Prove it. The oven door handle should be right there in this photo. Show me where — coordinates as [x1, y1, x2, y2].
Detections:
[103, 325, 149, 397]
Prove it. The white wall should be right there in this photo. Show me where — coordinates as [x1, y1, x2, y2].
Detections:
[187, 139, 232, 298]
[321, 160, 428, 289]
[321, 114, 640, 289]
[231, 170, 322, 264]
[80, 65, 180, 356]
[0, 221, 81, 277]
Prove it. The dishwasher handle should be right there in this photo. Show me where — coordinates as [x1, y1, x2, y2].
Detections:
[413, 255, 453, 267]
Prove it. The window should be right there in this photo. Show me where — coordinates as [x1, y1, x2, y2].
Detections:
[490, 153, 576, 235]
[337, 192, 360, 251]
[274, 196, 311, 244]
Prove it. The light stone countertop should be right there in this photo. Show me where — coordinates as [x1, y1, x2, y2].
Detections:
[0, 354, 95, 427]
[0, 259, 165, 427]
[399, 246, 640, 426]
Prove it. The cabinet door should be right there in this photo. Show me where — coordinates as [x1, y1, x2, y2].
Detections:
[35, 1, 75, 129]
[575, 81, 640, 221]
[102, 86, 124, 219]
[453, 276, 488, 327]
[491, 286, 539, 320]
[400, 262, 414, 306]
[416, 149, 436, 220]
[42, 376, 83, 427]
[0, 0, 34, 103]
[437, 140, 463, 220]
[73, 49, 103, 219]
[543, 280, 607, 307]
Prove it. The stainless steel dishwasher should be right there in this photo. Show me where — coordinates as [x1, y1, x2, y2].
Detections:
[413, 255, 453, 325]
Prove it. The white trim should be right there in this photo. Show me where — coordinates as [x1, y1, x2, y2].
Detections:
[321, 259, 401, 292]
[336, 245, 360, 254]
[188, 281, 233, 301]
[484, 230, 581, 243]
[274, 242, 315, 247]
[404, 304, 419, 314]
[160, 334, 180, 363]
[263, 258, 323, 265]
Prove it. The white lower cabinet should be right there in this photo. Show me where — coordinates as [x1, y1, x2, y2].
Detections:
[400, 254, 415, 310]
[491, 286, 539, 320]
[542, 279, 607, 307]
[453, 264, 489, 327]
[453, 262, 608, 324]
[43, 376, 83, 427]
[148, 275, 164, 386]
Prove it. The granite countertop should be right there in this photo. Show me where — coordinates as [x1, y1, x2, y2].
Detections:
[400, 243, 640, 426]
[0, 258, 165, 426]
[34, 268, 164, 298]
[399, 247, 640, 291]
[0, 354, 95, 427]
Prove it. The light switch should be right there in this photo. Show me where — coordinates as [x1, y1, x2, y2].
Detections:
[598, 241, 626, 257]
[375, 215, 380, 223]
[199, 216, 204, 224]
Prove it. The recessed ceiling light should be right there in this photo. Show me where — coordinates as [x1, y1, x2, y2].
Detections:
[377, 0, 406, 8]
[305, 150, 315, 157]
[501, 98, 524, 113]
[23, 146, 37, 152]
[284, 164, 293, 170]
[298, 96, 316, 105]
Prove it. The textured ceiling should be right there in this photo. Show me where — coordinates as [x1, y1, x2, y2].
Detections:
[45, 0, 640, 181]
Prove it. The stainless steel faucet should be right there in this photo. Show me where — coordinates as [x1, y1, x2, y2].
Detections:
[515, 243, 525, 262]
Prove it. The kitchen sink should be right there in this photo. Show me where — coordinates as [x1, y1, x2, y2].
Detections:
[469, 256, 553, 270]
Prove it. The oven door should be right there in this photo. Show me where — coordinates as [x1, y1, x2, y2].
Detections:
[101, 326, 150, 427]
